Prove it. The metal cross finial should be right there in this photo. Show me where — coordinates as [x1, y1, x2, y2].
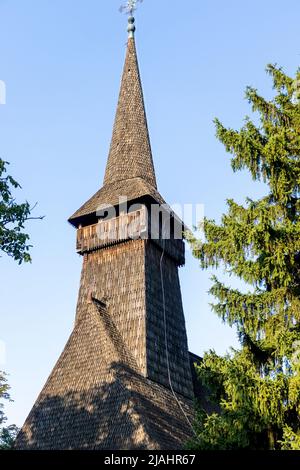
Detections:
[119, 0, 143, 16]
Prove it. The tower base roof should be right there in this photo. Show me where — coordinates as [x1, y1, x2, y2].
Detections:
[15, 299, 194, 450]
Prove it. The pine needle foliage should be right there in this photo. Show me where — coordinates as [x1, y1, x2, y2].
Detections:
[187, 65, 300, 450]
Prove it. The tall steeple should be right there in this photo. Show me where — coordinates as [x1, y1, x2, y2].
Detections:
[15, 10, 197, 451]
[104, 16, 157, 189]
[69, 15, 162, 228]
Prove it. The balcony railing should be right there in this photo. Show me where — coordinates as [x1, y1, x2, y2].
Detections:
[76, 207, 185, 265]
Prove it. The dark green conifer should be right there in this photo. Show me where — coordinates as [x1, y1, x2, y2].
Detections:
[188, 65, 300, 450]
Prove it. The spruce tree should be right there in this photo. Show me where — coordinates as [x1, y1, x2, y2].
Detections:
[188, 65, 300, 450]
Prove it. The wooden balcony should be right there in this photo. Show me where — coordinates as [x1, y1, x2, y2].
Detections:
[76, 207, 185, 265]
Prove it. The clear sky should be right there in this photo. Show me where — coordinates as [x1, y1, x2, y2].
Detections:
[0, 0, 299, 427]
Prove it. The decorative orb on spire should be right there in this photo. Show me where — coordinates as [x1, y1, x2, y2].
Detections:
[119, 0, 144, 38]
[127, 16, 136, 38]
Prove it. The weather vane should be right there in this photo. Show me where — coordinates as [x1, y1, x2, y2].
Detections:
[119, 0, 143, 16]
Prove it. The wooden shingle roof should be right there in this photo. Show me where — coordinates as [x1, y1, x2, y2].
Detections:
[15, 300, 193, 450]
[69, 178, 165, 227]
[69, 36, 161, 228]
[104, 37, 157, 189]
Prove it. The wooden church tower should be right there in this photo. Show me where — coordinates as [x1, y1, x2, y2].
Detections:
[16, 13, 196, 450]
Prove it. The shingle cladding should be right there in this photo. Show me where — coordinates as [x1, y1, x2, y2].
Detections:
[145, 242, 193, 398]
[74, 239, 193, 399]
[75, 241, 147, 374]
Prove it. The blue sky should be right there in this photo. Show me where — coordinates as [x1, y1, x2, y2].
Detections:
[0, 0, 299, 427]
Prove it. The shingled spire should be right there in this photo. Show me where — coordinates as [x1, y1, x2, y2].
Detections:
[104, 17, 157, 189]
[68, 16, 161, 228]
